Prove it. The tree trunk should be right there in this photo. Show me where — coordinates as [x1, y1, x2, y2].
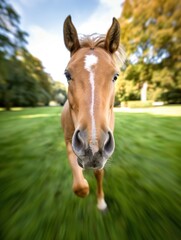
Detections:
[141, 82, 148, 102]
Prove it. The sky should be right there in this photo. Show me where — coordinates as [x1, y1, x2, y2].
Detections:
[10, 0, 124, 84]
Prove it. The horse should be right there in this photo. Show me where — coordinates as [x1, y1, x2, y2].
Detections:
[61, 15, 125, 210]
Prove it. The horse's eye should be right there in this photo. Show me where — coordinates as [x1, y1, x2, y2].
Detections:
[112, 73, 119, 82]
[64, 70, 72, 83]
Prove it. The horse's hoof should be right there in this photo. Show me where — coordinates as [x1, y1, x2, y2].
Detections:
[97, 198, 107, 211]
[73, 179, 89, 198]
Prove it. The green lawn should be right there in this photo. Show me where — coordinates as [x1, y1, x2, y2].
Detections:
[0, 107, 180, 240]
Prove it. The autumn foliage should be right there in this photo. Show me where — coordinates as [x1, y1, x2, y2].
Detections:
[116, 0, 181, 104]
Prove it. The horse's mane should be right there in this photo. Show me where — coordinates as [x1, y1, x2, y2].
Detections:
[78, 33, 126, 68]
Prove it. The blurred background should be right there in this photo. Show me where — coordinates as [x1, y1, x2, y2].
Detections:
[0, 0, 181, 239]
[0, 0, 181, 109]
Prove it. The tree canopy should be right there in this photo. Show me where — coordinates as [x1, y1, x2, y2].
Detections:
[0, 0, 66, 110]
[116, 0, 181, 104]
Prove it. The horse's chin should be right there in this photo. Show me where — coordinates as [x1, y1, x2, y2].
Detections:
[77, 157, 106, 170]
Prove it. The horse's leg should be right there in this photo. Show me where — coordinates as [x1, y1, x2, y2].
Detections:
[94, 169, 107, 210]
[66, 142, 89, 198]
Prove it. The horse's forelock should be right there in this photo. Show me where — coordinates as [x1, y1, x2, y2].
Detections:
[78, 33, 126, 68]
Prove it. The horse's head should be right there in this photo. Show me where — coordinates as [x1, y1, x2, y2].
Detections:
[63, 16, 124, 170]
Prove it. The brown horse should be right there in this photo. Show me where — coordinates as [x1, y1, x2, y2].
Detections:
[61, 16, 125, 210]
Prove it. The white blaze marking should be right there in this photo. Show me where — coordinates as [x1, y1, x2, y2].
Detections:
[84, 54, 98, 142]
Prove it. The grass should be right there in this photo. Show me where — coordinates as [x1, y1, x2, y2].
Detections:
[0, 106, 180, 240]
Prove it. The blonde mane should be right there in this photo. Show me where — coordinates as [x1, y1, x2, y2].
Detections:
[78, 33, 126, 68]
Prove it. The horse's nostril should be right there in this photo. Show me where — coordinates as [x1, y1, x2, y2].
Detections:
[103, 131, 115, 156]
[72, 130, 85, 155]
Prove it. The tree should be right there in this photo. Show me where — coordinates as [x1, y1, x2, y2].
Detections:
[0, 0, 28, 109]
[0, 0, 28, 57]
[116, 0, 181, 104]
[52, 81, 67, 105]
[0, 0, 54, 109]
[21, 50, 53, 106]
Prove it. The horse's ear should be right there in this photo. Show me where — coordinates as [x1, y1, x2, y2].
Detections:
[63, 15, 80, 55]
[105, 17, 120, 53]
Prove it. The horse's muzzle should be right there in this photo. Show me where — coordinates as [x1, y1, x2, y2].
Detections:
[72, 129, 115, 169]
